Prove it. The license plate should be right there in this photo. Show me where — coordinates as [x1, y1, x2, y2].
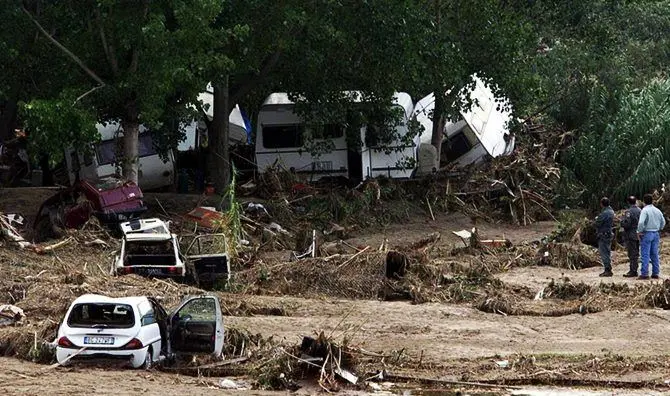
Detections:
[144, 268, 164, 276]
[84, 336, 114, 345]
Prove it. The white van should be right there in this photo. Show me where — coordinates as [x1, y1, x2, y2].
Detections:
[255, 92, 418, 181]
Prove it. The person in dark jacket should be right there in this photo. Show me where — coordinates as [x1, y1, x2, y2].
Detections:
[595, 197, 615, 277]
[621, 196, 641, 277]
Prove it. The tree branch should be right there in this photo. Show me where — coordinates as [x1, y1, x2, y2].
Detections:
[21, 6, 105, 86]
[73, 85, 104, 105]
[129, 0, 150, 74]
[230, 50, 282, 108]
[95, 8, 118, 77]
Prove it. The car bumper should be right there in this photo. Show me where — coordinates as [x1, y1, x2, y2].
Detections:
[57, 346, 148, 368]
[116, 266, 186, 277]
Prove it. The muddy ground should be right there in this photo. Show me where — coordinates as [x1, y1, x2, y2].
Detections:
[2, 188, 670, 395]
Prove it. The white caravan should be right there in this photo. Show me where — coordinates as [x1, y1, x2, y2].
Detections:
[255, 92, 417, 181]
[178, 85, 249, 151]
[65, 87, 250, 190]
[413, 76, 515, 174]
[64, 122, 175, 191]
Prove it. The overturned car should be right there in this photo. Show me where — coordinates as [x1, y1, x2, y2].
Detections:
[33, 178, 146, 242]
[56, 294, 224, 368]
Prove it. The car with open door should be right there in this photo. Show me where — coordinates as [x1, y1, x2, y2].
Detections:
[56, 294, 224, 369]
[167, 295, 225, 357]
[183, 233, 231, 289]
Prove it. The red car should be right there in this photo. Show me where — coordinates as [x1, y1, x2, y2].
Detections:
[33, 178, 147, 241]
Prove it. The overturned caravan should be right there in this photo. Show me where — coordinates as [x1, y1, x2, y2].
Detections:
[413, 76, 515, 175]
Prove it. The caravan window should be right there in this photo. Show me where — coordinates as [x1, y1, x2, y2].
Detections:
[312, 124, 344, 139]
[96, 133, 158, 165]
[443, 130, 473, 162]
[262, 125, 304, 149]
[96, 140, 119, 166]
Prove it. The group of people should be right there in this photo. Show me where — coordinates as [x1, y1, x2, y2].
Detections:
[595, 194, 665, 278]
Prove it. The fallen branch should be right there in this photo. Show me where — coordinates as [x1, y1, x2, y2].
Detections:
[426, 197, 435, 221]
[337, 246, 371, 269]
[43, 347, 87, 370]
[34, 237, 74, 254]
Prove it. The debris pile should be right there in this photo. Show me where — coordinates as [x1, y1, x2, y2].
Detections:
[447, 149, 561, 224]
[534, 242, 601, 269]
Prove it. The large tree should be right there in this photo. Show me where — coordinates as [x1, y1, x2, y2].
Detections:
[13, 0, 224, 184]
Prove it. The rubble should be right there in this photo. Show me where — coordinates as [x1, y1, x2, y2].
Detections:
[0, 305, 25, 327]
[0, 212, 32, 249]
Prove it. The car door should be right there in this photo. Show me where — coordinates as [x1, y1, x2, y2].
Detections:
[167, 295, 224, 357]
[148, 298, 170, 354]
[184, 234, 230, 288]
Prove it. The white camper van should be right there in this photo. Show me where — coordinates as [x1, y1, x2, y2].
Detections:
[65, 122, 175, 191]
[255, 92, 417, 181]
[413, 76, 514, 174]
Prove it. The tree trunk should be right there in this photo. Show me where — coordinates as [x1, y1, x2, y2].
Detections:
[431, 93, 446, 168]
[0, 100, 18, 143]
[209, 76, 230, 195]
[121, 120, 140, 184]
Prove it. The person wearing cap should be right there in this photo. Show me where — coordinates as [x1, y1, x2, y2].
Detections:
[621, 196, 641, 277]
[637, 194, 666, 279]
[595, 197, 615, 277]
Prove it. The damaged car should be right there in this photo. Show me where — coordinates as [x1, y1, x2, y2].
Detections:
[56, 294, 224, 368]
[115, 218, 231, 288]
[33, 178, 146, 242]
[114, 218, 185, 278]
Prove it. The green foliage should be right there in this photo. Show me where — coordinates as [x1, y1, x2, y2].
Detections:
[20, 92, 97, 164]
[565, 79, 670, 207]
[521, 0, 670, 129]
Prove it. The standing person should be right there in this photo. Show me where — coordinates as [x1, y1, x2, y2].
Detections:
[621, 196, 641, 277]
[595, 197, 615, 277]
[637, 194, 666, 279]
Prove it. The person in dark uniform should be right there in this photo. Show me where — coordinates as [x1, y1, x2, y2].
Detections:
[621, 196, 641, 277]
[595, 197, 615, 277]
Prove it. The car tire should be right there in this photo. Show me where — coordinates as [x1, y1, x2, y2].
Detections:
[142, 347, 153, 370]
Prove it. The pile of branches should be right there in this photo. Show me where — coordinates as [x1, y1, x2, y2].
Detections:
[448, 147, 562, 225]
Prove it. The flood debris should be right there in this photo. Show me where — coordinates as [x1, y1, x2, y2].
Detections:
[0, 212, 33, 249]
[0, 305, 25, 327]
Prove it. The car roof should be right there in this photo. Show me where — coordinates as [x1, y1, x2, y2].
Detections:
[71, 294, 149, 307]
[120, 218, 169, 235]
[120, 218, 172, 241]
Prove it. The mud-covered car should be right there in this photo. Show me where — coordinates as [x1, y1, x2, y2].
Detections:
[115, 218, 230, 288]
[114, 218, 186, 278]
[33, 178, 146, 241]
[56, 294, 224, 368]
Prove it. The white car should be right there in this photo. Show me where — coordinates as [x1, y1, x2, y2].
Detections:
[56, 294, 224, 368]
[114, 218, 186, 278]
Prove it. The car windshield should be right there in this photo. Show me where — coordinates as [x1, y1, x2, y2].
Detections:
[67, 303, 135, 328]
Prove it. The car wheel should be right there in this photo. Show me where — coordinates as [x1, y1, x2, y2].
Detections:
[142, 347, 153, 370]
